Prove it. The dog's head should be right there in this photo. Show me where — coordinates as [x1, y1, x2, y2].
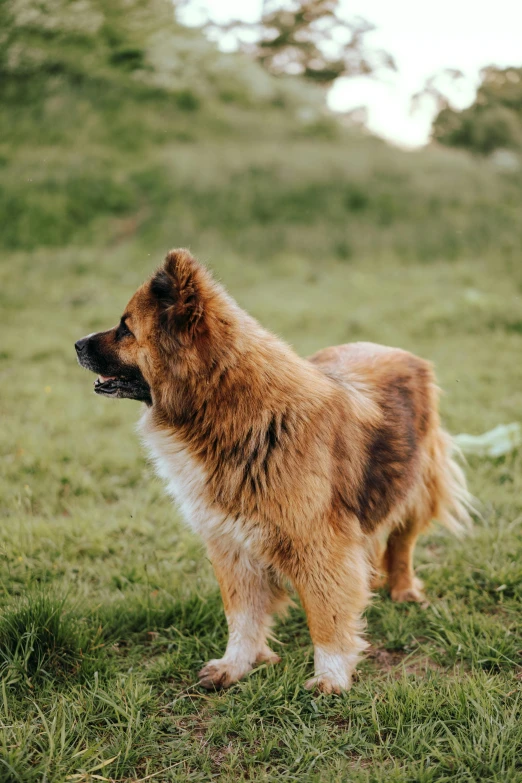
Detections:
[75, 249, 232, 406]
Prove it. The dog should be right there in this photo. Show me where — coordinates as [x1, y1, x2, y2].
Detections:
[75, 249, 472, 693]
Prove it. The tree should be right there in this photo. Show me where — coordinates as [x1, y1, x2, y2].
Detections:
[430, 66, 522, 155]
[211, 0, 395, 86]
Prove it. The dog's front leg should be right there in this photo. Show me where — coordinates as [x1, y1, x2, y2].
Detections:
[292, 538, 371, 694]
[198, 544, 288, 689]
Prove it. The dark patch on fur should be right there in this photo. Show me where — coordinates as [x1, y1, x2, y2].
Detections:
[357, 379, 418, 531]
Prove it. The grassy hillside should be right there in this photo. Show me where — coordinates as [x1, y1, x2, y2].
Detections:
[2, 0, 522, 263]
[1, 2, 522, 781]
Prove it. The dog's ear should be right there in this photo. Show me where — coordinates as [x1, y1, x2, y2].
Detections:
[150, 249, 206, 338]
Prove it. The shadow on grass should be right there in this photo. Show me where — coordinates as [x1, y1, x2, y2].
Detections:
[0, 590, 230, 691]
[0, 594, 90, 687]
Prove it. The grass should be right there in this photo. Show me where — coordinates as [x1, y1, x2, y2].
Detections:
[1, 242, 521, 782]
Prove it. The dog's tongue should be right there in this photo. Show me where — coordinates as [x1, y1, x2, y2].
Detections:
[98, 375, 117, 383]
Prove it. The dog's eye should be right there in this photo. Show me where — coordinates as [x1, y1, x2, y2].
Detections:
[117, 319, 134, 339]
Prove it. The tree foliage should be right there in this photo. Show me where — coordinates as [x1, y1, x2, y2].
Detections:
[0, 0, 326, 115]
[212, 0, 395, 86]
[432, 66, 522, 155]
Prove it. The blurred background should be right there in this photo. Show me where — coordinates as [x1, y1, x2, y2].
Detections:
[3, 0, 522, 258]
[2, 0, 522, 421]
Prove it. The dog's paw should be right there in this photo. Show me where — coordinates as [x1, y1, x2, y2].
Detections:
[198, 647, 281, 690]
[304, 675, 348, 695]
[391, 577, 428, 605]
[198, 658, 249, 690]
[198, 659, 246, 690]
[198, 658, 259, 691]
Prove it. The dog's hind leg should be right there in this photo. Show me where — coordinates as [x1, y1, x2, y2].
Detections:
[198, 544, 289, 690]
[367, 529, 389, 590]
[382, 430, 473, 604]
[384, 515, 427, 603]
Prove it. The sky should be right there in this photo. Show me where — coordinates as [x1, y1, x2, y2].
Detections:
[180, 0, 522, 147]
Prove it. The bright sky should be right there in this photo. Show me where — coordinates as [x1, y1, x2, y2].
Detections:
[181, 0, 522, 147]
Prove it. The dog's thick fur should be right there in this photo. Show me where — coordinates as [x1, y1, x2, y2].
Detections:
[75, 249, 472, 693]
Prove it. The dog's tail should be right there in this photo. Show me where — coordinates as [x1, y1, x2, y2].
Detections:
[432, 429, 475, 536]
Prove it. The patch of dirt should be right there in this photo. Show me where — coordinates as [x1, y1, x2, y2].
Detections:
[367, 647, 445, 677]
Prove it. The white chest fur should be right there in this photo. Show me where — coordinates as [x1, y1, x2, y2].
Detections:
[137, 410, 258, 550]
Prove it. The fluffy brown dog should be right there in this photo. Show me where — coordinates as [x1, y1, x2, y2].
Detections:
[75, 249, 472, 693]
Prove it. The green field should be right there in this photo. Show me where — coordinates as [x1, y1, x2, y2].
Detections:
[1, 1, 522, 780]
[2, 243, 522, 782]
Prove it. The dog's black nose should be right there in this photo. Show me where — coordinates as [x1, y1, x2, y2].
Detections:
[75, 336, 90, 354]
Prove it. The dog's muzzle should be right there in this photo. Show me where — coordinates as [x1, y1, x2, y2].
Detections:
[75, 334, 152, 405]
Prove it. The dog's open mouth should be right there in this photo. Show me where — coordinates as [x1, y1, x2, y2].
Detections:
[94, 375, 152, 404]
[94, 375, 124, 395]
